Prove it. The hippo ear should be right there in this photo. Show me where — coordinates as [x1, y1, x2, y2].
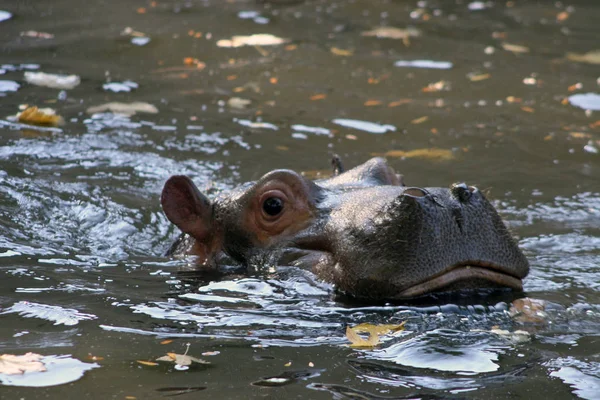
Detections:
[161, 176, 213, 240]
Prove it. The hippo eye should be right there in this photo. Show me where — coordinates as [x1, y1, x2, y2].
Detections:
[263, 197, 284, 216]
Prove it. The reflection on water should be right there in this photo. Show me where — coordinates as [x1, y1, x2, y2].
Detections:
[1, 0, 600, 398]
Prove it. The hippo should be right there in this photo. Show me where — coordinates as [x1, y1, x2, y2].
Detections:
[161, 157, 529, 300]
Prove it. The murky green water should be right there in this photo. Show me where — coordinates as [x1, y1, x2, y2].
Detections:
[1, 0, 599, 398]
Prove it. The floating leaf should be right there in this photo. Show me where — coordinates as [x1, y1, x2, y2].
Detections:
[469, 73, 491, 82]
[364, 100, 382, 106]
[136, 360, 159, 367]
[216, 34, 289, 48]
[0, 353, 46, 375]
[17, 106, 63, 127]
[388, 99, 412, 107]
[351, 322, 406, 336]
[422, 80, 450, 92]
[501, 43, 530, 54]
[509, 298, 547, 324]
[566, 50, 600, 65]
[156, 352, 209, 367]
[330, 47, 353, 56]
[310, 94, 326, 101]
[24, 71, 80, 90]
[521, 106, 535, 113]
[411, 116, 429, 124]
[86, 101, 158, 116]
[227, 97, 252, 109]
[362, 27, 421, 40]
[375, 148, 455, 161]
[345, 326, 380, 349]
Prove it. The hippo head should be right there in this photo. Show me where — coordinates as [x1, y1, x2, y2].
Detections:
[161, 157, 529, 300]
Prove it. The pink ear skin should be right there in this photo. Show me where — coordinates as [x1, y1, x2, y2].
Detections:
[161, 176, 213, 241]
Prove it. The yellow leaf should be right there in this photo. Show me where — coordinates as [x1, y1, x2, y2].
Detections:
[411, 116, 429, 124]
[330, 47, 353, 56]
[345, 326, 380, 349]
[351, 322, 406, 336]
[310, 94, 326, 101]
[521, 106, 535, 113]
[17, 106, 63, 127]
[364, 100, 382, 106]
[469, 73, 491, 82]
[136, 360, 159, 366]
[501, 42, 530, 54]
[160, 340, 173, 345]
[284, 361, 292, 367]
[375, 148, 455, 161]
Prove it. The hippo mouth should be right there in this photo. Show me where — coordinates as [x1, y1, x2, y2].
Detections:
[397, 263, 524, 298]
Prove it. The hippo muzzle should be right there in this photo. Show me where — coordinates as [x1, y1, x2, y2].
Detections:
[161, 157, 529, 301]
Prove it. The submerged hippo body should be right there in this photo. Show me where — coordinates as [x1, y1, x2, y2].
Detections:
[161, 157, 529, 300]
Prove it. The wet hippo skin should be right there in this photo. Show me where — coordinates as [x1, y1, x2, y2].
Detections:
[161, 157, 529, 301]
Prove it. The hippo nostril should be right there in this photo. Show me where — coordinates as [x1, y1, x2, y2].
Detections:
[451, 183, 472, 203]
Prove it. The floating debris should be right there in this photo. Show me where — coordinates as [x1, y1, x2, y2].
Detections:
[20, 31, 55, 39]
[102, 81, 138, 93]
[0, 80, 20, 92]
[238, 10, 269, 24]
[0, 353, 46, 375]
[0, 355, 99, 387]
[362, 27, 421, 41]
[216, 34, 289, 48]
[394, 60, 453, 69]
[332, 118, 396, 134]
[227, 97, 252, 109]
[235, 118, 278, 130]
[86, 101, 158, 116]
[0, 10, 12, 22]
[568, 93, 600, 111]
[566, 50, 600, 65]
[501, 43, 530, 54]
[24, 72, 80, 90]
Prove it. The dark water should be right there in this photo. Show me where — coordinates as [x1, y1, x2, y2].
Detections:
[1, 0, 599, 398]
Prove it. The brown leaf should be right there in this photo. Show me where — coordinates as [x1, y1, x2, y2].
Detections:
[160, 340, 173, 345]
[310, 94, 326, 101]
[388, 99, 412, 107]
[521, 106, 535, 113]
[156, 352, 209, 366]
[509, 298, 547, 324]
[364, 100, 382, 106]
[137, 360, 159, 366]
[0, 353, 47, 375]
